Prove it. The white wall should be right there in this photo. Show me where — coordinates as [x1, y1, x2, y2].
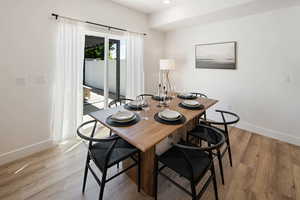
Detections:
[85, 59, 127, 96]
[144, 30, 166, 94]
[164, 6, 300, 145]
[0, 0, 164, 165]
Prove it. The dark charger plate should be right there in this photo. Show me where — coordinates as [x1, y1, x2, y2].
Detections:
[106, 114, 141, 127]
[152, 95, 172, 101]
[177, 94, 197, 100]
[124, 104, 143, 111]
[154, 113, 186, 125]
[178, 102, 204, 110]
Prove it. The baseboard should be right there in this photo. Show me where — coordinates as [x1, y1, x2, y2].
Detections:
[0, 139, 54, 166]
[237, 121, 300, 146]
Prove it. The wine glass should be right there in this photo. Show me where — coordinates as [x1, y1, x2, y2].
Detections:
[142, 97, 150, 120]
[136, 96, 143, 114]
[171, 85, 177, 98]
[165, 89, 171, 107]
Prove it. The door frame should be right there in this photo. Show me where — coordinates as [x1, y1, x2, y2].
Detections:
[83, 30, 125, 109]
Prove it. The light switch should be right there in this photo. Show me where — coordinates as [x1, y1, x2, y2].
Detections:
[15, 78, 26, 87]
[34, 75, 47, 85]
[285, 74, 291, 83]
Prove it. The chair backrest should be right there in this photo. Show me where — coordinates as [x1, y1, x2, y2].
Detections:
[77, 120, 120, 168]
[191, 92, 208, 98]
[216, 110, 240, 125]
[173, 124, 225, 180]
[175, 124, 225, 152]
[108, 98, 133, 108]
[202, 110, 240, 134]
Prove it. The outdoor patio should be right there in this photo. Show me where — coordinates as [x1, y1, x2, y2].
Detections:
[83, 85, 124, 116]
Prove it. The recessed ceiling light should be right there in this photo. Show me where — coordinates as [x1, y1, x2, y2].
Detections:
[163, 0, 171, 4]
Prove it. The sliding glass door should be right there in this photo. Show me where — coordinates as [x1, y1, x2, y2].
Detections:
[82, 32, 126, 117]
[108, 39, 126, 101]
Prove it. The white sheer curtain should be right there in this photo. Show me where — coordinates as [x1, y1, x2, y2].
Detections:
[126, 32, 145, 99]
[51, 19, 85, 142]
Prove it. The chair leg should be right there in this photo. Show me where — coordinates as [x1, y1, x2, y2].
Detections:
[226, 138, 233, 167]
[109, 130, 112, 136]
[98, 170, 107, 200]
[211, 165, 219, 200]
[137, 152, 141, 192]
[190, 181, 197, 200]
[82, 156, 90, 194]
[154, 157, 158, 200]
[217, 150, 225, 185]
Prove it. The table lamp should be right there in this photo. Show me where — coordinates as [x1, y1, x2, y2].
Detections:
[159, 59, 175, 92]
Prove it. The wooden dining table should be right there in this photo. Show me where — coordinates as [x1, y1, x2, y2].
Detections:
[89, 95, 218, 197]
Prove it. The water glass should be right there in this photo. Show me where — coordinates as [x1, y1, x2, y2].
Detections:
[136, 96, 143, 114]
[142, 98, 150, 120]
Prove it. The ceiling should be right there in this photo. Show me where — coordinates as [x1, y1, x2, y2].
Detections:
[109, 0, 300, 31]
[110, 0, 188, 14]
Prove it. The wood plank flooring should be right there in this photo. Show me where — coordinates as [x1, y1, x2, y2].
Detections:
[0, 127, 299, 200]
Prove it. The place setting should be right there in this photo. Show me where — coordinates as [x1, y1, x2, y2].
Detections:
[179, 100, 204, 110]
[152, 95, 172, 101]
[177, 92, 197, 100]
[124, 100, 148, 111]
[106, 110, 140, 127]
[154, 108, 186, 125]
[152, 84, 172, 102]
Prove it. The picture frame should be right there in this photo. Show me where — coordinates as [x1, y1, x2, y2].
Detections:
[195, 41, 237, 69]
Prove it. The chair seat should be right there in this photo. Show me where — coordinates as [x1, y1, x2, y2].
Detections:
[189, 124, 225, 145]
[158, 146, 211, 182]
[91, 138, 138, 170]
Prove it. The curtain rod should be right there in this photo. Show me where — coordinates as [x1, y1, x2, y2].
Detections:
[51, 13, 147, 36]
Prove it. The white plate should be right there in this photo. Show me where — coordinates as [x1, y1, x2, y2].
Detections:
[128, 101, 146, 107]
[111, 111, 135, 121]
[111, 114, 136, 123]
[179, 93, 193, 97]
[182, 100, 200, 107]
[159, 109, 181, 120]
[158, 113, 181, 121]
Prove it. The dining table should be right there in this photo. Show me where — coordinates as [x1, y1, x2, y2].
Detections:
[89, 95, 218, 197]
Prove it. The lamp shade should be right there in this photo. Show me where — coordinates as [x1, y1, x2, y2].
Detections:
[160, 59, 175, 70]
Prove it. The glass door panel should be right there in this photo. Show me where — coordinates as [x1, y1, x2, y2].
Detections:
[108, 38, 126, 102]
[83, 35, 106, 117]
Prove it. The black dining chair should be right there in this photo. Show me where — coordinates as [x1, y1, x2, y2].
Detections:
[191, 92, 208, 120]
[186, 110, 240, 185]
[191, 92, 208, 98]
[155, 124, 225, 200]
[77, 120, 141, 200]
[108, 98, 134, 108]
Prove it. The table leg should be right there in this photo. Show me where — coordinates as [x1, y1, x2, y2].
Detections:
[122, 117, 199, 197]
[123, 146, 156, 196]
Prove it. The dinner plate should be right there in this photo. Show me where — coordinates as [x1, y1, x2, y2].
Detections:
[182, 100, 200, 107]
[179, 93, 193, 98]
[158, 109, 182, 121]
[112, 115, 137, 123]
[111, 111, 135, 122]
[128, 101, 147, 108]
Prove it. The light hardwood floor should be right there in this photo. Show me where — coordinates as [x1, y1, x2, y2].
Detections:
[0, 127, 300, 200]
